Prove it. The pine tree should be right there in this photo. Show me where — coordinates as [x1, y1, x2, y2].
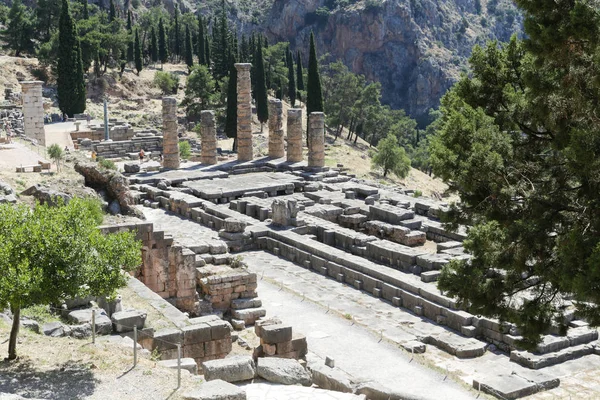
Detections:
[158, 17, 168, 67]
[173, 5, 180, 61]
[57, 0, 86, 117]
[254, 37, 268, 132]
[225, 56, 237, 150]
[5, 0, 33, 57]
[306, 31, 324, 132]
[198, 15, 206, 65]
[80, 0, 88, 19]
[185, 25, 194, 69]
[151, 26, 158, 64]
[109, 0, 116, 22]
[134, 28, 142, 75]
[286, 47, 296, 107]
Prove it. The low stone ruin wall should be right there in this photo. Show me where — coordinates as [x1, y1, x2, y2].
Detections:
[92, 137, 163, 159]
[99, 222, 197, 314]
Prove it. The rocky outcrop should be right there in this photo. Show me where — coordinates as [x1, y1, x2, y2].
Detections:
[262, 0, 523, 120]
[21, 184, 71, 206]
[74, 162, 144, 218]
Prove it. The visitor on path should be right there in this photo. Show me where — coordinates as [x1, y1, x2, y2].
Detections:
[87, 114, 91, 126]
[139, 149, 145, 164]
[91, 150, 97, 161]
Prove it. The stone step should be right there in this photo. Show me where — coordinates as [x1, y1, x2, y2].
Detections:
[510, 343, 596, 369]
[231, 307, 266, 325]
[473, 370, 560, 400]
[423, 331, 486, 358]
[231, 297, 263, 310]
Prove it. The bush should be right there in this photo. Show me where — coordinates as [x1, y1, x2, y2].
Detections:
[179, 141, 191, 160]
[97, 157, 117, 170]
[153, 71, 179, 95]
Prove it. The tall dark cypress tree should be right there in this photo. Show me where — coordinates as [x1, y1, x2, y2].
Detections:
[57, 0, 85, 117]
[225, 56, 237, 150]
[109, 0, 116, 22]
[151, 26, 158, 64]
[296, 50, 305, 103]
[127, 10, 134, 63]
[198, 15, 206, 65]
[173, 5, 180, 61]
[185, 24, 194, 69]
[80, 0, 88, 19]
[240, 34, 249, 62]
[254, 37, 269, 132]
[204, 35, 211, 67]
[306, 31, 324, 132]
[134, 28, 142, 75]
[286, 48, 296, 107]
[158, 17, 168, 67]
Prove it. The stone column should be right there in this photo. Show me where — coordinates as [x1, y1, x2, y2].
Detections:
[20, 81, 45, 146]
[235, 63, 253, 162]
[162, 97, 180, 169]
[268, 99, 284, 158]
[287, 108, 303, 163]
[200, 110, 217, 165]
[308, 112, 325, 168]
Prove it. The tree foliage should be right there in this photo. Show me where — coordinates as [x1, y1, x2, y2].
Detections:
[371, 133, 411, 178]
[307, 31, 324, 134]
[47, 144, 64, 172]
[57, 0, 86, 117]
[134, 27, 142, 74]
[0, 198, 141, 360]
[254, 36, 269, 129]
[4, 0, 34, 56]
[431, 1, 600, 346]
[183, 64, 216, 118]
[225, 57, 238, 143]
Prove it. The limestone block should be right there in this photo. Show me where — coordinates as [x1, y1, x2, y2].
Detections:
[261, 324, 292, 344]
[309, 362, 354, 393]
[158, 358, 198, 374]
[256, 357, 312, 386]
[202, 355, 256, 382]
[111, 310, 147, 333]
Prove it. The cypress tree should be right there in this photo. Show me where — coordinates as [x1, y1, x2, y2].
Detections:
[296, 50, 304, 102]
[204, 35, 211, 67]
[173, 5, 180, 61]
[127, 11, 133, 63]
[254, 38, 268, 132]
[286, 48, 296, 107]
[109, 0, 116, 22]
[240, 34, 249, 63]
[198, 15, 206, 65]
[134, 28, 142, 75]
[151, 26, 158, 64]
[185, 24, 194, 69]
[57, 0, 86, 117]
[225, 56, 237, 150]
[276, 78, 283, 100]
[158, 17, 168, 67]
[306, 31, 324, 131]
[81, 0, 88, 19]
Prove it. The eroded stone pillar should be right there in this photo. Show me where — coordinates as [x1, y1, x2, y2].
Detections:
[287, 108, 303, 163]
[20, 81, 45, 146]
[162, 97, 179, 169]
[235, 63, 253, 162]
[268, 99, 284, 158]
[308, 112, 325, 168]
[200, 110, 217, 165]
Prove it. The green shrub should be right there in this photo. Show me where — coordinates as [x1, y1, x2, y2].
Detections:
[179, 141, 191, 160]
[413, 190, 422, 198]
[153, 71, 179, 95]
[97, 157, 117, 170]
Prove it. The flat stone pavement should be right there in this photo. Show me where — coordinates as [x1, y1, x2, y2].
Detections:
[0, 141, 49, 171]
[244, 383, 365, 400]
[243, 251, 479, 400]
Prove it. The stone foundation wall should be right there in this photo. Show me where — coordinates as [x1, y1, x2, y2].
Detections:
[197, 269, 258, 311]
[99, 222, 197, 313]
[93, 137, 163, 158]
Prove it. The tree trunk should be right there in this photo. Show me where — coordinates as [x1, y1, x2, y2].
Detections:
[383, 169, 388, 177]
[232, 137, 238, 152]
[8, 303, 20, 360]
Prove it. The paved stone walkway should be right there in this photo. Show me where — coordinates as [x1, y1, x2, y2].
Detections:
[244, 383, 364, 400]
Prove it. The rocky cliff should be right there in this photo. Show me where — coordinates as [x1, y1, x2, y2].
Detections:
[259, 0, 522, 122]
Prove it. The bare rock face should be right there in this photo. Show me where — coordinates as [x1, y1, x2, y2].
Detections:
[74, 162, 144, 218]
[263, 0, 522, 120]
[21, 184, 71, 206]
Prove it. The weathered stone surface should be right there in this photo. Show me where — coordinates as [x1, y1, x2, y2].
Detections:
[42, 321, 71, 337]
[473, 371, 560, 400]
[424, 332, 485, 358]
[162, 97, 180, 169]
[21, 81, 45, 146]
[287, 108, 303, 162]
[308, 112, 325, 168]
[256, 357, 312, 386]
[158, 358, 198, 374]
[271, 199, 298, 226]
[21, 184, 71, 207]
[309, 363, 354, 393]
[182, 379, 246, 400]
[201, 110, 218, 165]
[260, 324, 292, 344]
[355, 381, 423, 400]
[111, 310, 147, 333]
[20, 318, 40, 334]
[202, 355, 256, 382]
[268, 99, 284, 158]
[67, 309, 112, 335]
[236, 63, 253, 162]
[124, 163, 141, 173]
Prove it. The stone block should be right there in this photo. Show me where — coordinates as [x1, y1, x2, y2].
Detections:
[261, 324, 293, 344]
[158, 358, 198, 374]
[153, 328, 183, 351]
[183, 323, 212, 344]
[207, 319, 232, 340]
[202, 355, 256, 382]
[182, 379, 246, 400]
[256, 357, 312, 386]
[309, 363, 354, 393]
[401, 340, 426, 354]
[111, 310, 147, 333]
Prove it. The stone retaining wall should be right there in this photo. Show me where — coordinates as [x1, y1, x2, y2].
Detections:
[93, 137, 163, 159]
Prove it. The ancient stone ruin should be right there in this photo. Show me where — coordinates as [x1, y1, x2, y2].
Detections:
[20, 80, 45, 146]
[235, 63, 253, 162]
[162, 97, 180, 169]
